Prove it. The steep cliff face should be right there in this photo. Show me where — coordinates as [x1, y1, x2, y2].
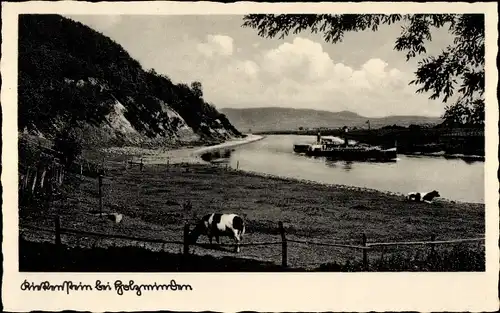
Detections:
[18, 14, 241, 147]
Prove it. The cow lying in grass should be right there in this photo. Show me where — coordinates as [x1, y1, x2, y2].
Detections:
[406, 190, 441, 204]
[189, 213, 246, 253]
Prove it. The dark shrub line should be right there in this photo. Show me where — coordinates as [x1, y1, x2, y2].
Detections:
[20, 236, 484, 272]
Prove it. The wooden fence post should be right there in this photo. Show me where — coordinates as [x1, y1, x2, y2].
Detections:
[31, 170, 38, 194]
[47, 175, 54, 211]
[183, 224, 190, 255]
[362, 233, 369, 271]
[55, 215, 61, 246]
[430, 234, 436, 260]
[23, 168, 30, 190]
[60, 169, 64, 185]
[98, 174, 103, 214]
[40, 168, 47, 189]
[236, 160, 239, 170]
[279, 221, 287, 268]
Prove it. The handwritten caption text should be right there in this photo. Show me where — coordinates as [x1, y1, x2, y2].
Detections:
[20, 279, 193, 296]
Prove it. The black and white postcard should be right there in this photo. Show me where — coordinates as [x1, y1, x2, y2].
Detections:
[2, 1, 499, 312]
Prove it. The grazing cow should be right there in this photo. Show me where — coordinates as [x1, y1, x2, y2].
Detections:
[406, 190, 441, 204]
[189, 213, 246, 253]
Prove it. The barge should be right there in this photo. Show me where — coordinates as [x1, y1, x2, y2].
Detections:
[293, 135, 397, 161]
[293, 144, 311, 153]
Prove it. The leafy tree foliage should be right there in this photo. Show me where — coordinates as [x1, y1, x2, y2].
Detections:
[242, 14, 485, 127]
[191, 81, 203, 99]
[53, 126, 84, 168]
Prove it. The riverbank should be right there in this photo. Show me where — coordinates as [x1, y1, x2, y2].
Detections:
[404, 151, 485, 161]
[192, 134, 264, 155]
[20, 160, 484, 270]
[100, 134, 263, 165]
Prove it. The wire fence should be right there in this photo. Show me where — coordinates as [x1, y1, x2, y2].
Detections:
[19, 216, 485, 271]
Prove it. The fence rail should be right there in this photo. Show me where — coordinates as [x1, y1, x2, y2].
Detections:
[20, 224, 283, 247]
[288, 239, 368, 250]
[20, 217, 485, 270]
[366, 237, 485, 247]
[20, 224, 184, 245]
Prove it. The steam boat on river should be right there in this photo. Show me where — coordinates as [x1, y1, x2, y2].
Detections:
[294, 132, 397, 162]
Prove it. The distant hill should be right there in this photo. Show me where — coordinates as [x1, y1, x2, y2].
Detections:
[18, 14, 241, 148]
[220, 107, 443, 132]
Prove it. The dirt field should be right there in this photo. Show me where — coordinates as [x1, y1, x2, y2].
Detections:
[19, 157, 485, 270]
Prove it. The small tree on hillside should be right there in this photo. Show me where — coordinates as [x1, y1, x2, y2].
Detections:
[53, 126, 84, 168]
[191, 81, 203, 99]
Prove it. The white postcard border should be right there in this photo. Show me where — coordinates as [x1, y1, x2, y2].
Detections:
[2, 2, 499, 312]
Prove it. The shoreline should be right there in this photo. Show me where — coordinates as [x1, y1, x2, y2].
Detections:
[102, 134, 264, 165]
[206, 163, 485, 206]
[404, 151, 485, 161]
[192, 134, 264, 155]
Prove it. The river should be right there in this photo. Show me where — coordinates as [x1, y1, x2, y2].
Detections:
[225, 135, 484, 204]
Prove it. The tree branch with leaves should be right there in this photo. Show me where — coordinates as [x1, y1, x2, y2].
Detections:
[242, 14, 485, 127]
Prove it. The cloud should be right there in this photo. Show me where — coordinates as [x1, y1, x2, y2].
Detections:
[197, 34, 234, 57]
[68, 15, 449, 118]
[261, 37, 335, 82]
[253, 38, 411, 97]
[362, 58, 389, 76]
[238, 60, 259, 78]
[255, 38, 409, 94]
[162, 36, 443, 117]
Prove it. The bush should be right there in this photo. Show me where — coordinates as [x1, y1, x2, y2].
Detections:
[200, 149, 232, 162]
[316, 245, 485, 272]
[53, 126, 84, 168]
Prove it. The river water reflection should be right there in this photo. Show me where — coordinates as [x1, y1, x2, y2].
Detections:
[226, 135, 484, 204]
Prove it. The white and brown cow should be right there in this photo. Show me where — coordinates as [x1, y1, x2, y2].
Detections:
[189, 213, 246, 253]
[406, 190, 441, 204]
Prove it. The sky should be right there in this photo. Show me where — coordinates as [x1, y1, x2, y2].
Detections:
[67, 14, 457, 118]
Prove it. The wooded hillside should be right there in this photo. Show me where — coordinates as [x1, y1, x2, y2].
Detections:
[18, 14, 241, 147]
